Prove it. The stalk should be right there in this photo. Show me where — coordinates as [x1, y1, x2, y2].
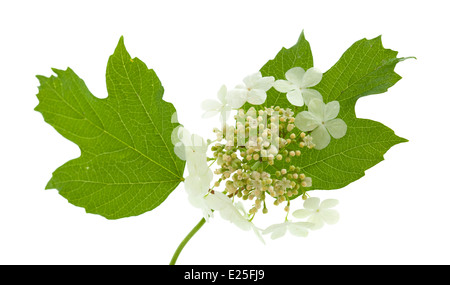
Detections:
[169, 217, 206, 265]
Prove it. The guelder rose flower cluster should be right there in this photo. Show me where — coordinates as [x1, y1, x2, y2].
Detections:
[176, 67, 347, 241]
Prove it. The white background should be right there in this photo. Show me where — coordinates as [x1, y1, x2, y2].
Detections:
[1, 0, 449, 265]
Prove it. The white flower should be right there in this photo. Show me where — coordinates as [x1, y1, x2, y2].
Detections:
[184, 173, 213, 213]
[262, 221, 314, 239]
[228, 72, 274, 109]
[176, 127, 214, 219]
[177, 128, 209, 175]
[292, 197, 339, 230]
[294, 98, 347, 150]
[201, 85, 232, 125]
[205, 192, 264, 243]
[273, 67, 323, 107]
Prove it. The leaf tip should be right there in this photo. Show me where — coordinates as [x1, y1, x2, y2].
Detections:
[45, 178, 55, 190]
[399, 56, 417, 62]
[112, 35, 130, 59]
[50, 67, 65, 76]
[298, 29, 307, 42]
[35, 74, 48, 84]
[118, 35, 125, 44]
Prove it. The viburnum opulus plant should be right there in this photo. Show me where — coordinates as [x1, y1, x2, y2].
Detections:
[35, 31, 411, 264]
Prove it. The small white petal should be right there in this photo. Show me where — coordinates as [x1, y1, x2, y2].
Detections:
[177, 127, 192, 146]
[231, 215, 252, 231]
[251, 225, 266, 244]
[243, 72, 262, 88]
[234, 201, 246, 216]
[301, 89, 323, 106]
[324, 101, 340, 121]
[184, 172, 211, 197]
[295, 111, 320, 132]
[247, 89, 267, 105]
[308, 214, 325, 230]
[307, 99, 326, 121]
[171, 125, 183, 146]
[187, 191, 206, 208]
[269, 225, 287, 240]
[173, 142, 186, 160]
[292, 209, 312, 219]
[274, 80, 296, 93]
[285, 67, 306, 87]
[204, 192, 231, 211]
[217, 85, 228, 104]
[303, 197, 320, 210]
[262, 223, 287, 240]
[253, 76, 275, 91]
[202, 110, 219, 119]
[286, 89, 304, 106]
[201, 99, 221, 111]
[320, 209, 340, 225]
[311, 125, 331, 150]
[228, 89, 248, 109]
[320, 199, 339, 209]
[288, 222, 312, 237]
[261, 223, 279, 234]
[171, 112, 179, 123]
[325, 118, 347, 139]
[301, 67, 322, 88]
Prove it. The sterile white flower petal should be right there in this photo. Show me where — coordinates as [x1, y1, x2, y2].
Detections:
[273, 80, 296, 93]
[303, 197, 321, 210]
[201, 99, 222, 111]
[295, 111, 320, 132]
[262, 223, 287, 240]
[173, 141, 186, 161]
[228, 89, 248, 109]
[243, 72, 262, 88]
[285, 67, 305, 86]
[247, 89, 267, 105]
[311, 125, 331, 150]
[251, 225, 266, 244]
[320, 199, 339, 209]
[307, 99, 325, 121]
[204, 191, 230, 210]
[292, 209, 312, 219]
[288, 222, 312, 237]
[301, 89, 323, 106]
[204, 192, 257, 232]
[217, 85, 228, 104]
[286, 89, 304, 106]
[301, 67, 322, 88]
[307, 214, 325, 230]
[253, 76, 275, 91]
[324, 101, 340, 121]
[201, 110, 219, 119]
[325, 118, 347, 139]
[320, 209, 340, 225]
[297, 197, 340, 230]
[185, 169, 212, 195]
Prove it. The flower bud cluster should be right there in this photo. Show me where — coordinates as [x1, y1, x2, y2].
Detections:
[211, 106, 314, 216]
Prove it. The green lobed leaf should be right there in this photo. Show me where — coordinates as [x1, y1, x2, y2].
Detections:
[259, 32, 408, 192]
[35, 37, 185, 219]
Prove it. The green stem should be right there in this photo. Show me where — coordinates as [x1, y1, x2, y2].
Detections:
[169, 217, 206, 265]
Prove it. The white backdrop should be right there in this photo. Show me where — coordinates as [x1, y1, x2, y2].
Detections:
[1, 0, 449, 265]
